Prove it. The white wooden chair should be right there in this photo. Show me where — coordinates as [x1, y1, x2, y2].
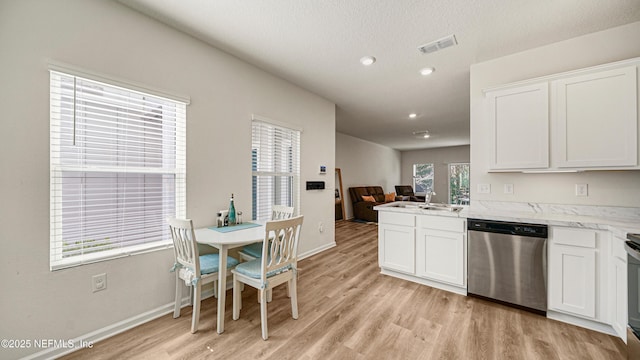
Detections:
[238, 205, 294, 262]
[168, 218, 239, 333]
[232, 215, 304, 340]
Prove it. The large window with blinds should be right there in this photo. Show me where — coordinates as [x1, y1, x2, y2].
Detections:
[49, 69, 186, 270]
[251, 118, 300, 221]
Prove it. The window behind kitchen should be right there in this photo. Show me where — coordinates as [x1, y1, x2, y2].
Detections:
[49, 68, 187, 270]
[448, 163, 470, 204]
[251, 117, 300, 221]
[412, 163, 434, 194]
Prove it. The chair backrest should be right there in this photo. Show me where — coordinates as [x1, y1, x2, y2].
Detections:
[260, 215, 304, 282]
[271, 205, 295, 220]
[395, 185, 415, 197]
[167, 218, 200, 275]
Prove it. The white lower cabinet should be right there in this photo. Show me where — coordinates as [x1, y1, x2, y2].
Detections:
[548, 227, 609, 323]
[378, 212, 415, 275]
[378, 211, 466, 294]
[416, 217, 466, 287]
[378, 223, 415, 274]
[610, 235, 628, 342]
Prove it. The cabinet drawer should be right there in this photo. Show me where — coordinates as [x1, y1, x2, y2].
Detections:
[418, 215, 464, 233]
[551, 227, 596, 248]
[379, 212, 415, 227]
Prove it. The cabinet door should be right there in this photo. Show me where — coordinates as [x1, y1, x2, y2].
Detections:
[548, 244, 596, 318]
[378, 224, 415, 274]
[553, 66, 638, 168]
[610, 255, 628, 342]
[486, 82, 549, 169]
[416, 228, 465, 286]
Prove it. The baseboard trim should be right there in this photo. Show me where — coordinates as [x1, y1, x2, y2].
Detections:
[298, 241, 336, 260]
[547, 310, 617, 337]
[380, 268, 467, 296]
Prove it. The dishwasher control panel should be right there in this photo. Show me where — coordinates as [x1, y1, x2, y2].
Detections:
[468, 218, 547, 238]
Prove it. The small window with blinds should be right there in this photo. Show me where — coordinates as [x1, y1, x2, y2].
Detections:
[251, 118, 300, 221]
[49, 70, 186, 270]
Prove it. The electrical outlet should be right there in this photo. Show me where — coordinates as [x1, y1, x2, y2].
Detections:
[504, 184, 514, 194]
[92, 273, 107, 293]
[477, 184, 491, 194]
[575, 184, 588, 197]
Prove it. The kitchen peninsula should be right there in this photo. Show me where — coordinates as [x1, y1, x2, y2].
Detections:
[374, 202, 468, 296]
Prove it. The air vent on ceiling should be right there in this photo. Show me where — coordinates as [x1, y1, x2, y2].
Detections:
[418, 34, 457, 54]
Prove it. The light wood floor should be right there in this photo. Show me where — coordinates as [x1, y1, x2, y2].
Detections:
[63, 221, 626, 359]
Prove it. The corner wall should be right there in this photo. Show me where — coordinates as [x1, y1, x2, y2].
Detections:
[470, 21, 640, 207]
[336, 132, 401, 219]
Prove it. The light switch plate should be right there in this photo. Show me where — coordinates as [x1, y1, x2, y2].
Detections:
[504, 184, 514, 194]
[575, 184, 588, 197]
[477, 184, 491, 194]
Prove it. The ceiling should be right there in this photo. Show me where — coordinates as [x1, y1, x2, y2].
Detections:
[119, 0, 640, 151]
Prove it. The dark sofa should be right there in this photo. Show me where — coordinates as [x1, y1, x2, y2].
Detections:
[348, 186, 397, 222]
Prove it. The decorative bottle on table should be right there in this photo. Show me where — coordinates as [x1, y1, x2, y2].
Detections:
[228, 193, 237, 226]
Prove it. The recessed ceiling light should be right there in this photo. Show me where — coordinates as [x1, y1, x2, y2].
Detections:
[420, 67, 435, 76]
[360, 56, 376, 66]
[409, 113, 417, 119]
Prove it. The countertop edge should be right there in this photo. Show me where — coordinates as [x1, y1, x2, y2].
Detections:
[374, 201, 640, 236]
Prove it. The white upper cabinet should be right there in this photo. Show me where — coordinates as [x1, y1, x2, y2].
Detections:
[487, 83, 549, 170]
[484, 58, 640, 171]
[552, 66, 637, 168]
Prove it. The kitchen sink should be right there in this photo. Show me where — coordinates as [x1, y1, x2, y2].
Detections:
[390, 202, 463, 212]
[420, 203, 463, 212]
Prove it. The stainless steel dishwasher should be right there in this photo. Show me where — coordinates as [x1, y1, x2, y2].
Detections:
[467, 218, 548, 314]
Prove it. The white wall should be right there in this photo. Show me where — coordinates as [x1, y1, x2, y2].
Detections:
[0, 1, 335, 358]
[470, 22, 640, 207]
[401, 145, 470, 203]
[335, 132, 401, 219]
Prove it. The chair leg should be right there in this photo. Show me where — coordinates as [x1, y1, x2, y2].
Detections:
[260, 287, 268, 340]
[173, 273, 182, 318]
[191, 283, 202, 334]
[213, 280, 218, 299]
[233, 276, 241, 320]
[257, 288, 273, 303]
[290, 277, 298, 320]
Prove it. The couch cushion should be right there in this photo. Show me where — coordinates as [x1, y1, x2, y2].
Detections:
[362, 195, 376, 202]
[384, 192, 396, 202]
[373, 194, 385, 202]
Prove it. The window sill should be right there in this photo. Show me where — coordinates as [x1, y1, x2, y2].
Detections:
[51, 240, 173, 271]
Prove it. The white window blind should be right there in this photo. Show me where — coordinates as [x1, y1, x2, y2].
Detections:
[251, 119, 300, 221]
[50, 70, 186, 270]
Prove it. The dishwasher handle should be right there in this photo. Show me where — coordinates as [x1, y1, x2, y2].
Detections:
[467, 218, 548, 238]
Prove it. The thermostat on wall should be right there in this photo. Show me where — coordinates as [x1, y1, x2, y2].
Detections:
[306, 181, 325, 190]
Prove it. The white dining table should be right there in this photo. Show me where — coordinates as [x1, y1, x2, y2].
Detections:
[194, 222, 266, 334]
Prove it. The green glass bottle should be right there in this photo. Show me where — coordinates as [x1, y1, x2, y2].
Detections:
[228, 193, 236, 226]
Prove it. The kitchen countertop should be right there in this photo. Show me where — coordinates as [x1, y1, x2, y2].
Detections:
[374, 201, 469, 218]
[375, 200, 640, 236]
